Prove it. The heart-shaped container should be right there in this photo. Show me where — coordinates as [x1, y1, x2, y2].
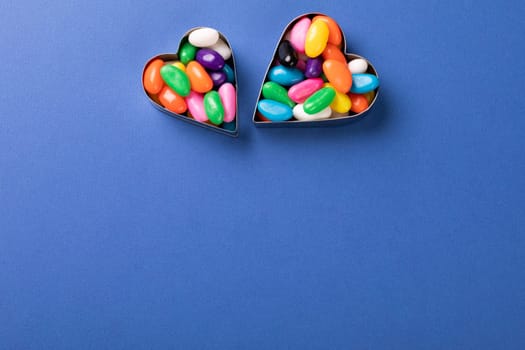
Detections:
[252, 13, 380, 128]
[142, 27, 239, 137]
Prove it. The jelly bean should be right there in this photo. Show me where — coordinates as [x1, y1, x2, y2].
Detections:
[268, 65, 304, 86]
[218, 83, 236, 123]
[188, 27, 219, 47]
[305, 19, 329, 58]
[289, 17, 311, 53]
[348, 58, 368, 74]
[304, 58, 323, 78]
[171, 61, 186, 72]
[207, 38, 231, 60]
[350, 73, 379, 94]
[348, 93, 369, 113]
[303, 87, 336, 114]
[143, 59, 164, 94]
[222, 121, 236, 131]
[324, 83, 351, 113]
[277, 40, 298, 67]
[223, 64, 235, 83]
[257, 99, 293, 121]
[312, 15, 342, 46]
[364, 90, 376, 104]
[158, 86, 187, 114]
[322, 43, 346, 64]
[160, 64, 191, 97]
[262, 81, 295, 108]
[323, 59, 352, 93]
[287, 78, 324, 104]
[196, 48, 225, 71]
[186, 61, 213, 93]
[179, 42, 197, 65]
[186, 91, 208, 122]
[204, 91, 224, 125]
[293, 103, 332, 121]
[209, 70, 227, 89]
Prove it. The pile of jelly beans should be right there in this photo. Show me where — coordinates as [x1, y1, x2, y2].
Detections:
[143, 27, 237, 130]
[256, 15, 379, 122]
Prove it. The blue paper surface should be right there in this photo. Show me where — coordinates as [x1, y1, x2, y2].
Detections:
[1, 1, 525, 349]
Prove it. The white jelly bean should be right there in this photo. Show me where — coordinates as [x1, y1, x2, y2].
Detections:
[207, 38, 232, 60]
[293, 104, 332, 121]
[348, 58, 368, 74]
[188, 27, 219, 47]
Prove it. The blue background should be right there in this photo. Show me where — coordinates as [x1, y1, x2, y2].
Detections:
[1, 0, 524, 349]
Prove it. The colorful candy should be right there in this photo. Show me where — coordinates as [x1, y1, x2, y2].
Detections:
[305, 19, 329, 58]
[348, 58, 368, 74]
[303, 87, 336, 114]
[160, 65, 191, 97]
[289, 17, 311, 53]
[293, 104, 332, 121]
[204, 91, 224, 125]
[159, 86, 187, 114]
[218, 83, 236, 123]
[268, 66, 304, 86]
[196, 48, 225, 71]
[288, 78, 324, 103]
[179, 42, 197, 65]
[256, 14, 379, 123]
[186, 61, 213, 93]
[263, 82, 295, 108]
[188, 28, 219, 47]
[143, 27, 237, 131]
[257, 99, 293, 121]
[350, 74, 379, 94]
[143, 59, 164, 94]
[277, 40, 298, 67]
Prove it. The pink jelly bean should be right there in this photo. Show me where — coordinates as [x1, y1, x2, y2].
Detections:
[289, 17, 311, 54]
[288, 78, 324, 103]
[186, 91, 208, 122]
[218, 82, 236, 122]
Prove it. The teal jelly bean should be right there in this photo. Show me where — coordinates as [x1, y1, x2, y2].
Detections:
[257, 99, 293, 121]
[350, 74, 379, 94]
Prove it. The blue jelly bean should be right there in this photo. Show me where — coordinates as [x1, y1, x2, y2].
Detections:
[223, 64, 235, 83]
[257, 99, 293, 121]
[268, 66, 304, 86]
[350, 74, 379, 94]
[222, 121, 236, 131]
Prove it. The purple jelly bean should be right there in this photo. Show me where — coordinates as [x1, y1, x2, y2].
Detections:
[209, 70, 227, 88]
[196, 48, 225, 71]
[305, 57, 323, 78]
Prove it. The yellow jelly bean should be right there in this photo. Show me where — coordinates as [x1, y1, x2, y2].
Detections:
[305, 19, 329, 58]
[169, 61, 186, 72]
[324, 83, 351, 113]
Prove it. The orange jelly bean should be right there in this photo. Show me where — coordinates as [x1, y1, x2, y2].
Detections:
[312, 15, 342, 47]
[159, 86, 187, 114]
[348, 93, 369, 113]
[143, 59, 164, 95]
[186, 61, 213, 93]
[323, 59, 352, 93]
[322, 43, 346, 63]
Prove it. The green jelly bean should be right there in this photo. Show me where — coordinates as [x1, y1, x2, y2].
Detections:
[204, 91, 224, 125]
[179, 42, 197, 65]
[304, 87, 336, 114]
[160, 65, 190, 97]
[262, 81, 296, 108]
